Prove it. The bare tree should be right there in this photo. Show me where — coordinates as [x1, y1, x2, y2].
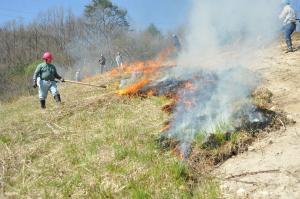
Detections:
[82, 0, 129, 68]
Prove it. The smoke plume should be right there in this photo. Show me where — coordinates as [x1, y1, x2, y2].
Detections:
[166, 0, 282, 142]
[178, 0, 280, 68]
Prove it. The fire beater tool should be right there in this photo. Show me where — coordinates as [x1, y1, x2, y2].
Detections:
[61, 79, 107, 88]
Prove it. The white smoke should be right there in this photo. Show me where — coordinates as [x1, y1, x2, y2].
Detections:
[66, 37, 101, 78]
[178, 0, 281, 68]
[166, 0, 282, 142]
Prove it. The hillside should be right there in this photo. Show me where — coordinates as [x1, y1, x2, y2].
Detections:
[1, 34, 300, 199]
[0, 73, 218, 198]
[216, 33, 300, 199]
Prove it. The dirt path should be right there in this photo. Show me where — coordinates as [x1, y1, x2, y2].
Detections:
[216, 36, 300, 199]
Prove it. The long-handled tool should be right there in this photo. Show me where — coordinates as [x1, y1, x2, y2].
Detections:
[63, 79, 107, 88]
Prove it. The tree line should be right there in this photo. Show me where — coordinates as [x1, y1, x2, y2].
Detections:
[0, 0, 172, 102]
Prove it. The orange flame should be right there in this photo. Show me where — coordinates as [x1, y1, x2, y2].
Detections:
[117, 77, 151, 96]
[109, 69, 119, 76]
[171, 145, 185, 160]
[112, 48, 177, 96]
[109, 48, 175, 77]
[159, 124, 171, 133]
[146, 89, 156, 96]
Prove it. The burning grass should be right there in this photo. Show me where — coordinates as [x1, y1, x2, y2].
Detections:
[109, 59, 296, 197]
[111, 48, 178, 97]
[156, 86, 295, 181]
[0, 76, 198, 198]
[117, 77, 151, 96]
[108, 47, 176, 79]
[110, 61, 294, 193]
[4, 60, 293, 198]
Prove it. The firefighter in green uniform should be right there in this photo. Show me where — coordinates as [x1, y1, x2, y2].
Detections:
[33, 52, 64, 109]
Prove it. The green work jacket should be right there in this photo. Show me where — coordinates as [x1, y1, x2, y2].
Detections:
[33, 62, 61, 81]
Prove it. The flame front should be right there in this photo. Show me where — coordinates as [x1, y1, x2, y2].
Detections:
[117, 77, 151, 96]
[109, 48, 175, 78]
[114, 48, 176, 96]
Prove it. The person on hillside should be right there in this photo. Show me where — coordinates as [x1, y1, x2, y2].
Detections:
[279, 0, 297, 53]
[98, 54, 106, 73]
[115, 52, 123, 71]
[172, 34, 181, 52]
[75, 69, 81, 81]
[33, 52, 64, 109]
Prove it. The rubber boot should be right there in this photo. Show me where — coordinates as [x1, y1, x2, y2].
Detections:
[54, 94, 61, 103]
[40, 100, 46, 109]
[286, 39, 293, 53]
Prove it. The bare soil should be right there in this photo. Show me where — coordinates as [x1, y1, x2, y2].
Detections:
[215, 33, 300, 199]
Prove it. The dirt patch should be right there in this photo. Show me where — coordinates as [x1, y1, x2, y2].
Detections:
[215, 35, 300, 199]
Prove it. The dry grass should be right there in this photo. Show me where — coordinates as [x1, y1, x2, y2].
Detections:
[251, 87, 273, 109]
[0, 73, 219, 198]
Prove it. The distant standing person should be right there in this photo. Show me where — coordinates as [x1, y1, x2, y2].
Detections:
[75, 69, 81, 81]
[115, 52, 123, 71]
[172, 34, 181, 52]
[33, 52, 64, 109]
[279, 0, 297, 53]
[98, 54, 106, 73]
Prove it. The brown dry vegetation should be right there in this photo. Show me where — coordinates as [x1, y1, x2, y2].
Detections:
[0, 80, 289, 198]
[0, 73, 219, 198]
[1, 33, 299, 199]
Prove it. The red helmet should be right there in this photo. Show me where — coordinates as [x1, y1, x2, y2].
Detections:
[42, 52, 53, 61]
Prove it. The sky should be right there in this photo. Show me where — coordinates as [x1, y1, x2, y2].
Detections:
[0, 0, 299, 32]
[0, 0, 192, 33]
[0, 0, 89, 23]
[113, 0, 192, 32]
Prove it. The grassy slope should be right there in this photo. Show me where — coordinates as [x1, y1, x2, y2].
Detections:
[0, 74, 219, 198]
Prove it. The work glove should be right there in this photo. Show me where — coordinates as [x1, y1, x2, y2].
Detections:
[33, 81, 37, 88]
